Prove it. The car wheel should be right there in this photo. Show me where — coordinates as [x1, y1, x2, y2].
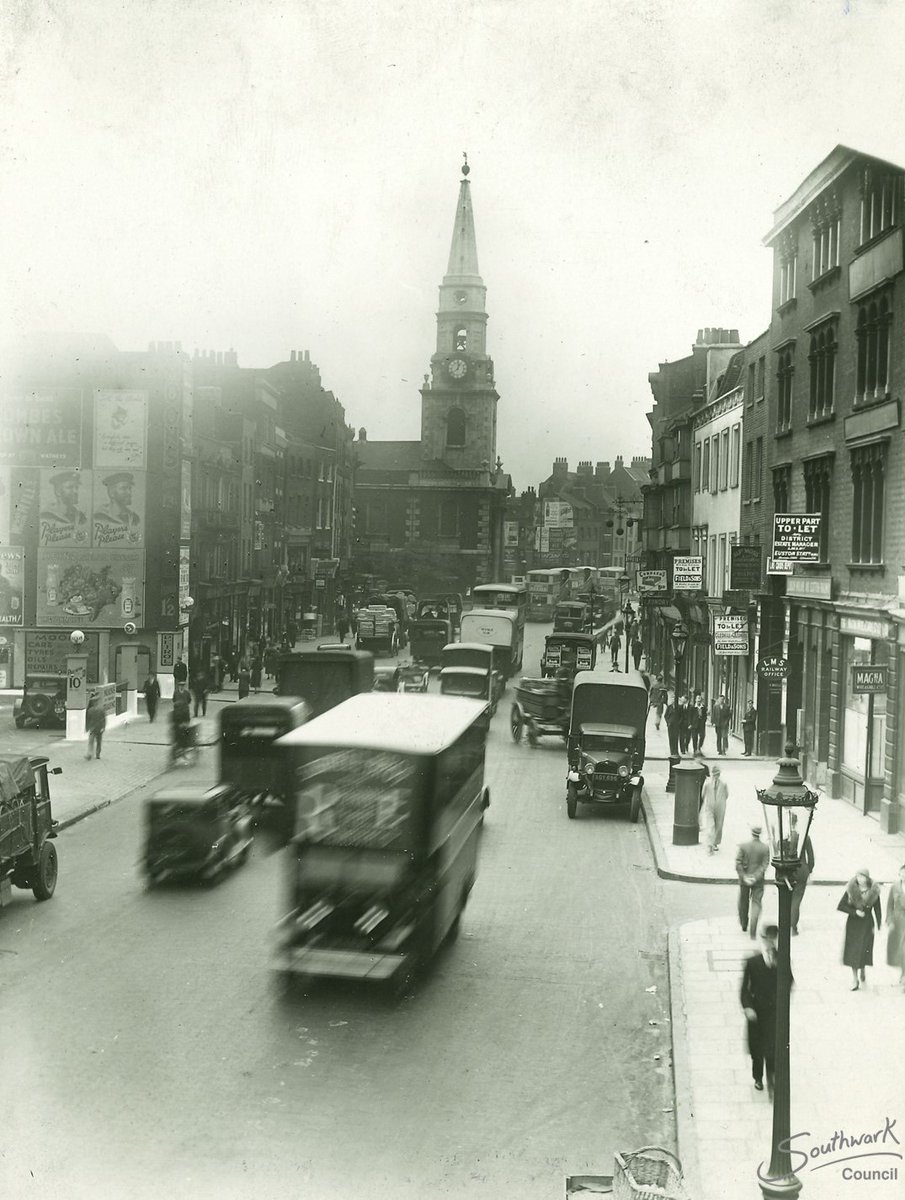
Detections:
[630, 787, 642, 824]
[566, 783, 578, 820]
[32, 841, 58, 900]
[26, 693, 53, 721]
[510, 707, 522, 743]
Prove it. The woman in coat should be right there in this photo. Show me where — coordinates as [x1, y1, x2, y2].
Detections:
[699, 764, 728, 853]
[886, 863, 905, 986]
[838, 869, 883, 990]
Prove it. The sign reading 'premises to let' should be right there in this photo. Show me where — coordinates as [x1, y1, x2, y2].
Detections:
[772, 513, 821, 563]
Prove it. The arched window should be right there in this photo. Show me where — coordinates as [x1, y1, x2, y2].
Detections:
[446, 407, 466, 447]
[454, 327, 467, 352]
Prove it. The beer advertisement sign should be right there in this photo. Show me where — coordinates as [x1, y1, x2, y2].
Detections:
[36, 548, 145, 628]
[0, 391, 83, 468]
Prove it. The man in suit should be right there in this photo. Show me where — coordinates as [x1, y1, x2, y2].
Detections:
[784, 812, 815, 936]
[736, 824, 771, 938]
[712, 692, 731, 755]
[740, 924, 788, 1099]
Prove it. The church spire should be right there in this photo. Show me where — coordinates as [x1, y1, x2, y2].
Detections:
[445, 153, 480, 280]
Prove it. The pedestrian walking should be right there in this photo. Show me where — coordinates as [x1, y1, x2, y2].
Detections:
[189, 665, 209, 717]
[736, 824, 770, 938]
[712, 693, 731, 755]
[649, 675, 666, 730]
[784, 812, 815, 935]
[740, 924, 788, 1099]
[287, 620, 298, 647]
[664, 695, 680, 758]
[699, 764, 728, 854]
[677, 694, 691, 754]
[263, 644, 278, 680]
[143, 671, 161, 723]
[336, 610, 350, 643]
[169, 688, 192, 766]
[690, 692, 707, 753]
[609, 628, 622, 672]
[173, 654, 188, 689]
[250, 655, 263, 691]
[838, 869, 882, 990]
[742, 700, 757, 756]
[886, 864, 905, 987]
[631, 632, 643, 670]
[85, 696, 106, 761]
[237, 662, 251, 700]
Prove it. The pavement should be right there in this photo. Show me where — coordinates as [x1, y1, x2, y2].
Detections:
[7, 642, 905, 1198]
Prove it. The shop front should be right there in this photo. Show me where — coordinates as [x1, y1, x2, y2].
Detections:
[786, 575, 834, 788]
[834, 610, 891, 817]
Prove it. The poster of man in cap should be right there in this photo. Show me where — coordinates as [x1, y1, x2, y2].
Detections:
[38, 468, 90, 547]
[92, 470, 145, 547]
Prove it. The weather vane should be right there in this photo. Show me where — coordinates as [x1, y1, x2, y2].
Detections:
[462, 151, 469, 178]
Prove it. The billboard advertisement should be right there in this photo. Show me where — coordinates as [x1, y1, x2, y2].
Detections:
[38, 468, 92, 548]
[25, 629, 100, 678]
[544, 500, 573, 528]
[713, 614, 748, 656]
[0, 467, 40, 546]
[180, 460, 192, 541]
[92, 470, 145, 548]
[0, 546, 25, 625]
[0, 390, 83, 468]
[178, 545, 191, 626]
[772, 514, 821, 563]
[673, 555, 703, 591]
[93, 391, 147, 469]
[503, 520, 519, 548]
[36, 548, 145, 628]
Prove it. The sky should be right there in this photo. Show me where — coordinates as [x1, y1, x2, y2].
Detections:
[3, 0, 905, 491]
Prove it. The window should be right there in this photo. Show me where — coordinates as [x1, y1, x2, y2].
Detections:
[850, 443, 886, 564]
[694, 441, 703, 492]
[747, 363, 755, 405]
[756, 356, 765, 398]
[743, 439, 753, 501]
[454, 327, 467, 352]
[701, 439, 711, 493]
[730, 424, 740, 488]
[776, 346, 794, 431]
[779, 252, 797, 305]
[860, 172, 899, 244]
[438, 499, 459, 537]
[753, 438, 763, 500]
[772, 465, 790, 514]
[803, 456, 833, 562]
[808, 323, 837, 419]
[366, 498, 388, 536]
[718, 534, 726, 592]
[446, 407, 466, 447]
[855, 294, 892, 403]
[719, 428, 730, 490]
[709, 535, 717, 595]
[812, 216, 841, 278]
[710, 435, 719, 493]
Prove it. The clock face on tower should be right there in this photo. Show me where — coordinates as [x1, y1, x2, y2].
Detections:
[454, 290, 468, 305]
[447, 358, 469, 380]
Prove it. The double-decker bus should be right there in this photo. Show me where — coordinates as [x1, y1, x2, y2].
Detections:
[525, 568, 570, 621]
[470, 582, 528, 630]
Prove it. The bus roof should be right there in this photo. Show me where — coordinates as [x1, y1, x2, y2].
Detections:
[461, 607, 516, 625]
[472, 582, 525, 595]
[275, 692, 488, 755]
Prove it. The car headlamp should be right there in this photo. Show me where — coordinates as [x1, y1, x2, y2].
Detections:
[618, 764, 630, 778]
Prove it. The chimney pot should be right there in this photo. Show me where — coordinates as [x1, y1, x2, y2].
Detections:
[358, 427, 367, 441]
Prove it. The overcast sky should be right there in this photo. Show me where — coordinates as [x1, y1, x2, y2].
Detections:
[3, 0, 905, 490]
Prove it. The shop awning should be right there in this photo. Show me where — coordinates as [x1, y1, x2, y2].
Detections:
[656, 605, 682, 623]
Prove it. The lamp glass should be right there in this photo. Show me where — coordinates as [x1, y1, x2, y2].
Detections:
[756, 753, 819, 866]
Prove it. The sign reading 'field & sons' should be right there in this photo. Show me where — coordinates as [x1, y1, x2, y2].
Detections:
[772, 513, 821, 562]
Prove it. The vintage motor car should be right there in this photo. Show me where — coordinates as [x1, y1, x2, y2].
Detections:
[13, 675, 67, 729]
[458, 608, 523, 678]
[398, 663, 430, 693]
[143, 783, 254, 886]
[439, 666, 497, 714]
[372, 663, 403, 692]
[540, 632, 597, 678]
[276, 648, 375, 717]
[0, 754, 61, 906]
[565, 671, 648, 822]
[553, 600, 593, 634]
[219, 696, 310, 829]
[441, 642, 504, 704]
[408, 599, 454, 667]
[273, 692, 490, 996]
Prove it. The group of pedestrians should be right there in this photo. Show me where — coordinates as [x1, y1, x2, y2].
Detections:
[604, 624, 644, 672]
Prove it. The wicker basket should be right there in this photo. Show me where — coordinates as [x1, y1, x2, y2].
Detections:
[613, 1147, 690, 1200]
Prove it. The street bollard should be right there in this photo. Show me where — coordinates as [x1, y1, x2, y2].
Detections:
[672, 761, 706, 845]
[665, 755, 680, 794]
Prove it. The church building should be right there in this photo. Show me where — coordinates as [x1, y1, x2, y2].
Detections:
[351, 161, 512, 594]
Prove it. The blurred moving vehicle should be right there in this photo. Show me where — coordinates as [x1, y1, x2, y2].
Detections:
[439, 666, 497, 714]
[565, 671, 648, 822]
[0, 754, 61, 905]
[356, 605, 399, 655]
[143, 783, 254, 887]
[273, 692, 491, 996]
[459, 608, 523, 677]
[408, 598, 454, 667]
[510, 675, 570, 746]
[219, 696, 310, 833]
[364, 593, 410, 650]
[540, 632, 597, 678]
[441, 642, 504, 704]
[398, 663, 430, 693]
[552, 600, 593, 634]
[275, 647, 375, 716]
[372, 663, 403, 693]
[13, 675, 67, 729]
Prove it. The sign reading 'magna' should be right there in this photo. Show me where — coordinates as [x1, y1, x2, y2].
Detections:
[772, 513, 821, 563]
[851, 664, 888, 694]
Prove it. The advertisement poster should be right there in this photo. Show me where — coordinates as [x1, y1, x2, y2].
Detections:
[713, 614, 748, 656]
[180, 460, 192, 540]
[0, 466, 40, 546]
[93, 391, 147, 469]
[36, 548, 145, 628]
[772, 513, 821, 563]
[178, 545, 191, 625]
[38, 468, 92, 548]
[638, 569, 668, 594]
[544, 500, 573, 528]
[0, 390, 83, 468]
[0, 546, 25, 625]
[26, 629, 100, 679]
[92, 469, 145, 547]
[673, 555, 703, 591]
[503, 520, 519, 548]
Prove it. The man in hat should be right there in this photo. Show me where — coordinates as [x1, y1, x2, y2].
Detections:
[40, 471, 88, 540]
[740, 924, 790, 1099]
[736, 824, 771, 938]
[94, 472, 141, 532]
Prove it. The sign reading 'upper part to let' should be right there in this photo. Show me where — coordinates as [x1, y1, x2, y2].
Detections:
[851, 664, 889, 694]
[772, 513, 822, 563]
[673, 556, 703, 591]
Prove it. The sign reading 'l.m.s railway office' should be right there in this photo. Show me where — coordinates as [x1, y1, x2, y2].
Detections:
[851, 664, 888, 694]
[772, 513, 822, 563]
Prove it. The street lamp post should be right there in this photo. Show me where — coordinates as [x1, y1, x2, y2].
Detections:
[670, 620, 688, 698]
[622, 598, 635, 672]
[755, 744, 819, 1200]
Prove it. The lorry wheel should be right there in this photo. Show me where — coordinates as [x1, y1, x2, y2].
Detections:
[510, 707, 522, 743]
[32, 842, 58, 900]
[566, 783, 578, 820]
[630, 787, 642, 824]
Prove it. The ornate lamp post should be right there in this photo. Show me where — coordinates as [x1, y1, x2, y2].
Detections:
[755, 744, 819, 1200]
[670, 620, 688, 697]
[621, 598, 635, 672]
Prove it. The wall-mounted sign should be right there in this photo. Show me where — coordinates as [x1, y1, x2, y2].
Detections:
[713, 614, 749, 656]
[757, 656, 788, 680]
[673, 556, 703, 592]
[36, 548, 145, 628]
[0, 391, 83, 468]
[0, 546, 25, 625]
[772, 514, 821, 563]
[767, 558, 794, 576]
[730, 544, 762, 590]
[94, 391, 147, 469]
[638, 569, 668, 594]
[851, 664, 888, 694]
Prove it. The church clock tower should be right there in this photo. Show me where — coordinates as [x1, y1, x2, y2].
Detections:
[421, 157, 499, 469]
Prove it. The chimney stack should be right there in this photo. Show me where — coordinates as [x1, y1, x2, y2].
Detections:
[358, 427, 367, 441]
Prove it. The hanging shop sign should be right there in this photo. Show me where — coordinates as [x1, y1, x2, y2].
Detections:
[767, 558, 794, 576]
[851, 664, 888, 694]
[638, 569, 668, 595]
[713, 614, 749, 656]
[772, 513, 821, 563]
[729, 544, 763, 590]
[672, 556, 703, 592]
